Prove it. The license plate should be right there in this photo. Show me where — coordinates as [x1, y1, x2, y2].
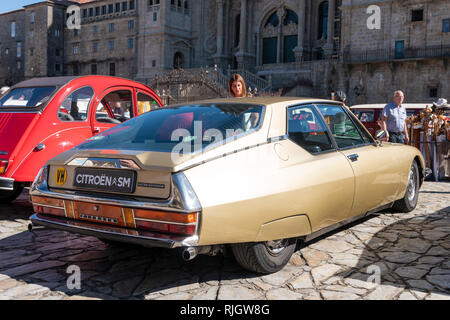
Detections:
[73, 168, 136, 193]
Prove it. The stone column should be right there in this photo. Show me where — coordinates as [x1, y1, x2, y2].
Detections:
[213, 0, 227, 69]
[216, 0, 224, 55]
[294, 0, 306, 62]
[236, 0, 254, 69]
[239, 0, 247, 52]
[276, 7, 284, 64]
[256, 32, 261, 66]
[325, 0, 335, 58]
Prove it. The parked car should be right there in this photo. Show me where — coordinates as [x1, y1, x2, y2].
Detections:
[0, 76, 162, 203]
[350, 103, 429, 137]
[29, 97, 425, 274]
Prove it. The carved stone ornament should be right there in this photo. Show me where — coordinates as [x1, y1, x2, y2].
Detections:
[283, 21, 298, 35]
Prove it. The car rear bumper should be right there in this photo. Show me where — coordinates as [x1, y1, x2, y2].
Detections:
[30, 213, 199, 249]
[0, 177, 14, 191]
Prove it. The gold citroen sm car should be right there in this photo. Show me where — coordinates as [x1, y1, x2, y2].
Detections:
[29, 97, 425, 274]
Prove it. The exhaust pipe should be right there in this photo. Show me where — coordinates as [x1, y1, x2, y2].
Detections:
[182, 247, 198, 261]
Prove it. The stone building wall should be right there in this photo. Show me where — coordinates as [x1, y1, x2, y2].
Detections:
[0, 10, 26, 86]
[339, 0, 450, 104]
[64, 0, 138, 79]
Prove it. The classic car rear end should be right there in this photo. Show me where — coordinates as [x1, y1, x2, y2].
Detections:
[30, 101, 267, 259]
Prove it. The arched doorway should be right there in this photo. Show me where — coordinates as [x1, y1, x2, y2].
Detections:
[173, 52, 184, 69]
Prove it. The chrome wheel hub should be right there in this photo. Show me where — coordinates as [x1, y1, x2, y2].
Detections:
[265, 239, 288, 255]
[407, 166, 416, 202]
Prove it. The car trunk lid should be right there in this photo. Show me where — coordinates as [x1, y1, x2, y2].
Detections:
[46, 151, 175, 200]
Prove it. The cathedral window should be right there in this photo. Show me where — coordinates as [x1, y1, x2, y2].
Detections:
[318, 1, 328, 40]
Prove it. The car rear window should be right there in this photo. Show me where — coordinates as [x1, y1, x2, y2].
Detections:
[0, 87, 56, 107]
[76, 103, 265, 154]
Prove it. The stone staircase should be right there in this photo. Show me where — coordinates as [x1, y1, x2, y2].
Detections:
[149, 66, 273, 104]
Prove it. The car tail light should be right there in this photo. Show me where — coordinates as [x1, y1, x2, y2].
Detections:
[0, 160, 8, 175]
[134, 209, 198, 236]
[134, 209, 197, 224]
[31, 196, 66, 217]
[135, 220, 197, 236]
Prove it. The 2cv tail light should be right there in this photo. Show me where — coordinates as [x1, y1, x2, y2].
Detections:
[0, 160, 8, 175]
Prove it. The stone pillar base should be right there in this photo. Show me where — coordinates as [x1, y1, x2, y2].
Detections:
[293, 46, 305, 62]
[235, 51, 255, 70]
[212, 54, 229, 71]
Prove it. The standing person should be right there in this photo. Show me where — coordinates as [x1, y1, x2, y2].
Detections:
[381, 90, 409, 144]
[228, 74, 247, 98]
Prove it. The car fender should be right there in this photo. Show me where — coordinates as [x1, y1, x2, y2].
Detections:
[255, 214, 312, 242]
[9, 126, 92, 182]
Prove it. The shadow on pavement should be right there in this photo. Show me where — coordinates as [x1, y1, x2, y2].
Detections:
[335, 206, 450, 297]
[0, 189, 448, 299]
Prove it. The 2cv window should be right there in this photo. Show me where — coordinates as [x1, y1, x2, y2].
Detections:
[99, 90, 134, 123]
[58, 86, 94, 122]
[0, 87, 56, 107]
[137, 92, 159, 115]
[287, 104, 334, 154]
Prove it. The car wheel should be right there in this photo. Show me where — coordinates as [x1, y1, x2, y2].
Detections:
[0, 184, 24, 204]
[392, 161, 420, 213]
[231, 238, 297, 274]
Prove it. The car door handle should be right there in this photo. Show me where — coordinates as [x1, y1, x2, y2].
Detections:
[347, 154, 359, 162]
[93, 127, 101, 134]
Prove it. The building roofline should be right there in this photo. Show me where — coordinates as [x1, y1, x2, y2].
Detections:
[0, 8, 25, 17]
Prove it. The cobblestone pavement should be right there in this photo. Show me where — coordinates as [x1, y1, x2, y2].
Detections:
[0, 182, 449, 300]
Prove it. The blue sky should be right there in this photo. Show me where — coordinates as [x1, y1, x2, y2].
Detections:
[0, 1, 41, 14]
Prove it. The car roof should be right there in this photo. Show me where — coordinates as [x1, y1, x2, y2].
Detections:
[12, 76, 79, 89]
[351, 103, 430, 109]
[167, 96, 339, 107]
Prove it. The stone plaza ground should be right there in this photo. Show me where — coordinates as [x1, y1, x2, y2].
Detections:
[0, 182, 449, 300]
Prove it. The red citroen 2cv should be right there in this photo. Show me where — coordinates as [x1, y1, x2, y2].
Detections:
[0, 76, 162, 202]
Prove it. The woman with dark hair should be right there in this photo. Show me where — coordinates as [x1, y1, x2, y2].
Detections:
[228, 74, 247, 98]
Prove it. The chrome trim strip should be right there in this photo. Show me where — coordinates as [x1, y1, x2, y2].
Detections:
[134, 217, 197, 226]
[0, 177, 14, 191]
[30, 214, 199, 248]
[63, 200, 67, 218]
[132, 209, 137, 229]
[33, 203, 65, 210]
[67, 157, 141, 170]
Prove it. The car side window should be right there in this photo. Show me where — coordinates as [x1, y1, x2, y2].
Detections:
[95, 101, 121, 124]
[99, 90, 134, 123]
[287, 105, 335, 154]
[316, 105, 367, 149]
[137, 92, 159, 115]
[58, 86, 94, 122]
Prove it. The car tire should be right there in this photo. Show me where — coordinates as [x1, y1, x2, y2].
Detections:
[231, 238, 297, 274]
[0, 184, 24, 204]
[392, 161, 420, 213]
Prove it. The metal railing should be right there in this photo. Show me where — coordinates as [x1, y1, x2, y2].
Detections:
[227, 68, 271, 92]
[344, 45, 450, 64]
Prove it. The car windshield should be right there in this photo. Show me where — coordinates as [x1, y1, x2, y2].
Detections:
[76, 103, 265, 154]
[0, 87, 56, 107]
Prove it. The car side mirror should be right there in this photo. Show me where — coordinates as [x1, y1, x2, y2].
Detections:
[375, 129, 387, 140]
